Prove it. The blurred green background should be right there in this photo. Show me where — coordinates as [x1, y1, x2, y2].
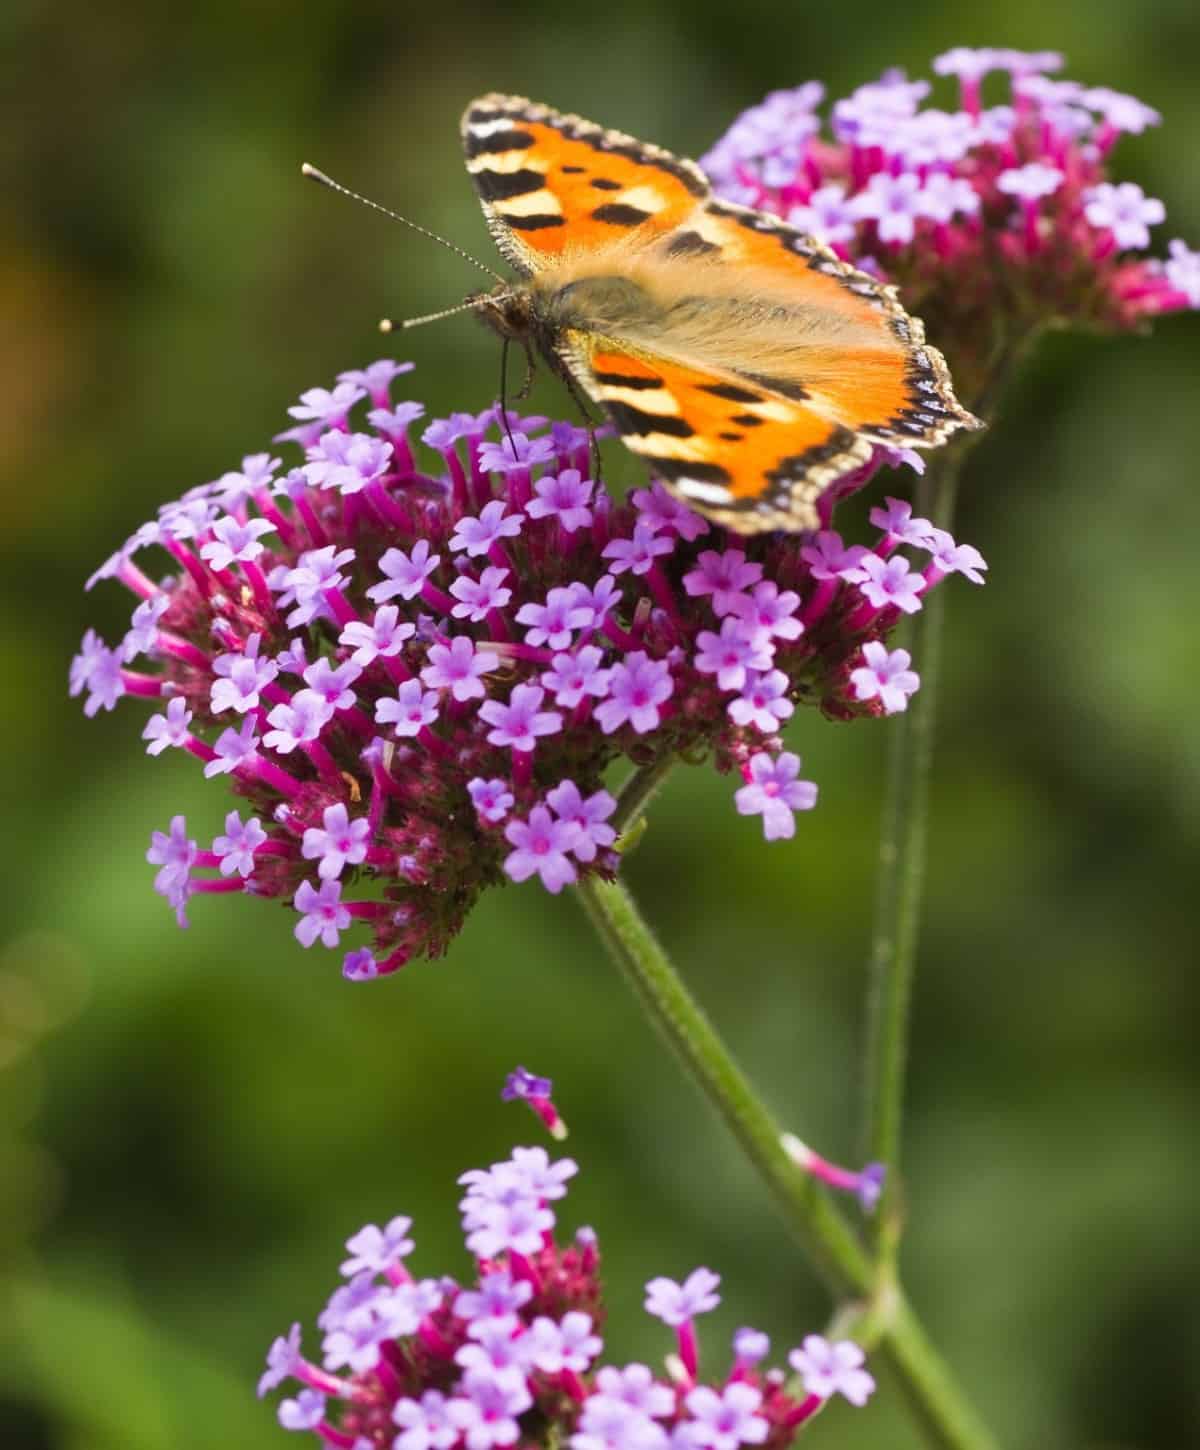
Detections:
[3, 2, 1199, 1447]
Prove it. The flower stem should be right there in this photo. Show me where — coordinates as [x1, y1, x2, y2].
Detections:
[575, 872, 999, 1450]
[885, 1295, 1001, 1450]
[575, 872, 872, 1294]
[861, 447, 965, 1268]
[613, 754, 676, 835]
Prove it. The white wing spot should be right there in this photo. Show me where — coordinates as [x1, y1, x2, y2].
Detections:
[623, 434, 714, 463]
[615, 184, 670, 215]
[467, 152, 549, 175]
[693, 213, 739, 250]
[740, 400, 797, 424]
[676, 478, 733, 504]
[593, 384, 681, 415]
[469, 117, 524, 138]
[496, 189, 563, 218]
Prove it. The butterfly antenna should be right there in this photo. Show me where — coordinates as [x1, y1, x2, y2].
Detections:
[300, 163, 507, 284]
[380, 295, 511, 332]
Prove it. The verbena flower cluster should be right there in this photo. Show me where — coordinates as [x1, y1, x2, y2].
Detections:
[701, 47, 1200, 399]
[257, 1139, 874, 1449]
[70, 364, 983, 976]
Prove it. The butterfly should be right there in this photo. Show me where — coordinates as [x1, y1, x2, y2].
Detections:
[461, 93, 979, 534]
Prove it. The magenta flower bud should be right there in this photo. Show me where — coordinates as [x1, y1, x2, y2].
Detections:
[502, 1066, 568, 1140]
[780, 1133, 887, 1212]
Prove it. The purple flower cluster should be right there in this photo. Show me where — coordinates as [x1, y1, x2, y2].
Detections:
[701, 49, 1199, 399]
[258, 1143, 873, 1449]
[71, 366, 983, 974]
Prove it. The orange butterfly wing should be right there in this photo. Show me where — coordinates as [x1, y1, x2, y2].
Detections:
[559, 334, 875, 532]
[462, 93, 709, 274]
[461, 95, 979, 531]
[681, 198, 974, 453]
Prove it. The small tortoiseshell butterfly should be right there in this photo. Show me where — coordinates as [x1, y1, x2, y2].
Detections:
[461, 93, 980, 534]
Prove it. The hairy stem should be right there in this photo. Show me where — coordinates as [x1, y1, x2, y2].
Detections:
[613, 754, 676, 835]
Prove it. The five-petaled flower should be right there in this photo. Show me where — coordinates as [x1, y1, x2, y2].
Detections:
[735, 754, 818, 841]
[503, 808, 582, 894]
[850, 642, 921, 715]
[788, 1336, 877, 1408]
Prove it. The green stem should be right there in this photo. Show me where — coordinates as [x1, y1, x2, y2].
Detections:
[575, 870, 1000, 1450]
[885, 1294, 1001, 1450]
[612, 753, 676, 834]
[861, 448, 965, 1267]
[576, 871, 872, 1294]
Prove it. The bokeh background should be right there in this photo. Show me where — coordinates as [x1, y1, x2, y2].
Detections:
[3, 3, 1199, 1447]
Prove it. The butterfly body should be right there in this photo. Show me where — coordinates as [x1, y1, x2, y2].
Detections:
[463, 93, 979, 532]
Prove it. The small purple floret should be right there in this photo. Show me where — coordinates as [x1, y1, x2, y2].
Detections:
[278, 1386, 327, 1431]
[683, 1383, 768, 1450]
[257, 1322, 303, 1397]
[734, 754, 818, 841]
[142, 695, 193, 755]
[503, 808, 582, 893]
[340, 605, 415, 666]
[788, 1336, 876, 1407]
[450, 567, 512, 621]
[468, 778, 515, 825]
[213, 811, 266, 878]
[644, 1268, 721, 1327]
[422, 636, 500, 703]
[546, 781, 617, 862]
[343, 947, 379, 982]
[595, 653, 673, 735]
[541, 647, 611, 709]
[302, 803, 371, 881]
[526, 469, 595, 531]
[369, 540, 441, 603]
[850, 641, 920, 714]
[377, 681, 441, 738]
[683, 551, 763, 617]
[294, 879, 351, 948]
[341, 1215, 415, 1277]
[451, 500, 524, 557]
[502, 1066, 553, 1102]
[480, 685, 562, 753]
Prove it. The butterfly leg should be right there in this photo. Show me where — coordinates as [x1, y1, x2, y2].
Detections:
[497, 337, 519, 455]
[588, 424, 604, 484]
[551, 365, 607, 481]
[514, 340, 537, 401]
